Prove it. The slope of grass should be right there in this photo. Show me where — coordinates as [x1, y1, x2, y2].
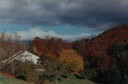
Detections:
[0, 75, 28, 84]
[56, 74, 96, 84]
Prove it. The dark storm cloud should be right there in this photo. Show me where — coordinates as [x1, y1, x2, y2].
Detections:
[0, 0, 128, 29]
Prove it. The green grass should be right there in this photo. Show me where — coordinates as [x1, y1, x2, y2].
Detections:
[52, 74, 96, 84]
[38, 71, 97, 84]
[0, 75, 28, 84]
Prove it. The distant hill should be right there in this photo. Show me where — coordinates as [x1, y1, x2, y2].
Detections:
[81, 25, 128, 70]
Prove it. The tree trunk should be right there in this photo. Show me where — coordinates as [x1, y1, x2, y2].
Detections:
[11, 59, 15, 75]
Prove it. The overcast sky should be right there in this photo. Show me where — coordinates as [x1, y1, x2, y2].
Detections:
[0, 0, 127, 41]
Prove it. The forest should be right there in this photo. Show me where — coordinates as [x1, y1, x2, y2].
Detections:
[0, 25, 128, 84]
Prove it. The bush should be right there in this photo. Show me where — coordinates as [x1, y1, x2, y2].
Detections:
[0, 60, 20, 74]
[85, 68, 98, 80]
[1, 63, 12, 73]
[15, 61, 38, 82]
[43, 57, 64, 83]
[109, 64, 122, 84]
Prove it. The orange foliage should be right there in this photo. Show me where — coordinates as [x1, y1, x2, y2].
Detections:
[59, 49, 84, 73]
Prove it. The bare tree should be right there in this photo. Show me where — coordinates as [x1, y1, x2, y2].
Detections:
[0, 32, 26, 75]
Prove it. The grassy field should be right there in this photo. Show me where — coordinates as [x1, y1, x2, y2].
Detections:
[0, 73, 96, 84]
[0, 75, 28, 84]
[52, 74, 96, 84]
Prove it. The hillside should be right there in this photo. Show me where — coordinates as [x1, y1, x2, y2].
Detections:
[84, 25, 128, 70]
[58, 74, 96, 84]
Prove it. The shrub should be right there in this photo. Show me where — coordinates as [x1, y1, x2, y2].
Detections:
[43, 57, 64, 83]
[0, 60, 20, 74]
[15, 61, 38, 82]
[85, 68, 98, 80]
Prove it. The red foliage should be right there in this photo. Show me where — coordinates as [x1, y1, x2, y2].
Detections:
[32, 36, 72, 57]
[82, 25, 128, 71]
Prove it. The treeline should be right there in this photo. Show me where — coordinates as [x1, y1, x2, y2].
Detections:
[31, 25, 128, 84]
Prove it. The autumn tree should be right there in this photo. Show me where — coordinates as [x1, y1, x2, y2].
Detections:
[32, 36, 72, 58]
[59, 49, 84, 73]
[32, 37, 44, 56]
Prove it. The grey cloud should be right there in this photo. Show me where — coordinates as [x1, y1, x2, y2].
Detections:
[0, 0, 128, 29]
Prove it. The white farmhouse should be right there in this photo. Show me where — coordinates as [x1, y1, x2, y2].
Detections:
[2, 51, 39, 64]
